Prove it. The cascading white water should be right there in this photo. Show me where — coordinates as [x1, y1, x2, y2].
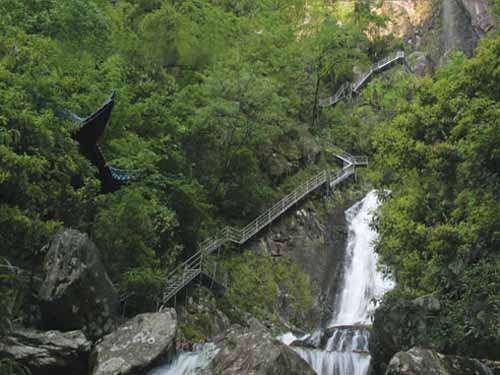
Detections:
[148, 343, 219, 375]
[331, 190, 394, 326]
[280, 190, 394, 375]
[151, 191, 392, 375]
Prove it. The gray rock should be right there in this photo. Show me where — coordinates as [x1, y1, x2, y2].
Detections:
[208, 322, 315, 375]
[0, 328, 91, 375]
[177, 288, 231, 346]
[369, 296, 443, 375]
[386, 347, 494, 375]
[458, 0, 496, 35]
[38, 229, 118, 340]
[408, 51, 434, 76]
[90, 309, 177, 375]
[370, 294, 499, 374]
[248, 194, 362, 329]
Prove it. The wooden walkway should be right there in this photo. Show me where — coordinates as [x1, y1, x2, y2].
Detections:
[162, 149, 367, 304]
[319, 51, 408, 107]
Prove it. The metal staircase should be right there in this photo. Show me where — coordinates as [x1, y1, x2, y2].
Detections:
[319, 51, 408, 107]
[162, 149, 368, 304]
[161, 51, 410, 304]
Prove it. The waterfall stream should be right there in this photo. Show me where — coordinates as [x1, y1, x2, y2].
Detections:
[151, 191, 392, 375]
[148, 343, 219, 375]
[281, 190, 394, 375]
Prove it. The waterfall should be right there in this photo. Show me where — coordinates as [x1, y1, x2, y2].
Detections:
[330, 191, 394, 326]
[150, 191, 392, 375]
[148, 343, 219, 375]
[280, 190, 394, 375]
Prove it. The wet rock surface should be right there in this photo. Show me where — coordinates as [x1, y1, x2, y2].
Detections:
[207, 318, 315, 375]
[38, 229, 118, 340]
[386, 347, 494, 375]
[0, 328, 91, 375]
[90, 309, 176, 375]
[249, 194, 362, 328]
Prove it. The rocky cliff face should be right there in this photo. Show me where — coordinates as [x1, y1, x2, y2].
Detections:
[378, 0, 496, 66]
[248, 190, 365, 328]
[460, 0, 497, 35]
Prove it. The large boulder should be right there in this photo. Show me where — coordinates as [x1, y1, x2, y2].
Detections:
[0, 328, 91, 375]
[408, 51, 434, 76]
[38, 229, 118, 340]
[370, 294, 499, 374]
[90, 309, 177, 375]
[369, 295, 444, 375]
[207, 319, 315, 375]
[386, 347, 494, 375]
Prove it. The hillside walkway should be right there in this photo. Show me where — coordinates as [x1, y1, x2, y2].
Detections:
[163, 50, 410, 304]
[163, 149, 367, 304]
[319, 51, 408, 107]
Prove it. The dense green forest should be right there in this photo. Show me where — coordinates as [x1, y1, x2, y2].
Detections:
[371, 40, 499, 355]
[0, 0, 498, 369]
[0, 0, 395, 320]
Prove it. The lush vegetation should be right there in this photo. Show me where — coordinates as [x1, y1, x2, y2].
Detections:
[367, 38, 499, 357]
[0, 0, 393, 329]
[219, 251, 314, 327]
[0, 0, 498, 365]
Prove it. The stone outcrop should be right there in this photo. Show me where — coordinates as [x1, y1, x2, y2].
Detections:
[38, 229, 118, 340]
[208, 319, 315, 375]
[459, 0, 496, 35]
[408, 51, 434, 76]
[386, 347, 494, 375]
[375, 0, 496, 64]
[90, 309, 177, 375]
[261, 129, 321, 183]
[369, 294, 443, 375]
[248, 193, 363, 328]
[370, 294, 499, 374]
[0, 328, 91, 375]
[376, 0, 434, 41]
[177, 288, 231, 347]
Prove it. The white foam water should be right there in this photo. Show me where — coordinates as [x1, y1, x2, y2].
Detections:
[331, 190, 394, 327]
[148, 343, 219, 375]
[280, 190, 394, 375]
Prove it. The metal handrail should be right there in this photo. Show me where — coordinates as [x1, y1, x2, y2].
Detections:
[161, 55, 410, 302]
[320, 51, 407, 106]
[162, 148, 368, 303]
